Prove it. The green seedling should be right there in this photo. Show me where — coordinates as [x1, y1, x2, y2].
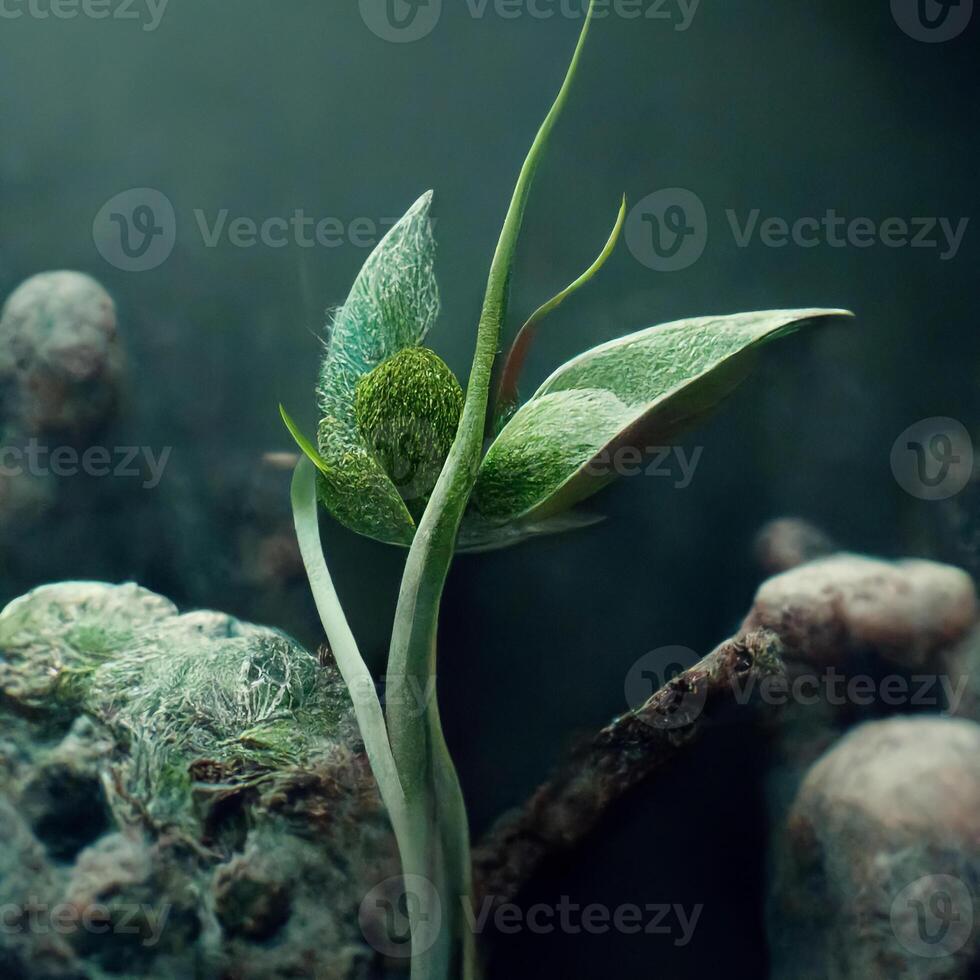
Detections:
[282, 3, 851, 977]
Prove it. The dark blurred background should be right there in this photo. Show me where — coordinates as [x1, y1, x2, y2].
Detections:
[1, 1, 977, 976]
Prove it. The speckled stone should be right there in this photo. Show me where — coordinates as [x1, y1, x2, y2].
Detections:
[0, 582, 396, 980]
[769, 716, 980, 979]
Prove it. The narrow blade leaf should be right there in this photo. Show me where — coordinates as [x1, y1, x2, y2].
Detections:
[289, 459, 407, 820]
[493, 195, 627, 428]
[279, 404, 330, 475]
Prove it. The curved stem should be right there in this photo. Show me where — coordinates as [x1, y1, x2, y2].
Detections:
[493, 194, 626, 428]
[384, 5, 600, 979]
[290, 458, 410, 843]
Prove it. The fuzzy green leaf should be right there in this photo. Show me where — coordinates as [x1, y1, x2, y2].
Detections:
[312, 191, 439, 545]
[472, 308, 853, 523]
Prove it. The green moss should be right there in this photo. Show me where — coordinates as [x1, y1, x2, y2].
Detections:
[0, 583, 175, 715]
[353, 346, 463, 516]
[1, 583, 357, 832]
[84, 629, 341, 816]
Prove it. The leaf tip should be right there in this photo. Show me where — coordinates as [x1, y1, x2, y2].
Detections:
[279, 404, 331, 476]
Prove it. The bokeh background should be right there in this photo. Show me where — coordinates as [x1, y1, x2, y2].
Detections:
[1, 1, 977, 975]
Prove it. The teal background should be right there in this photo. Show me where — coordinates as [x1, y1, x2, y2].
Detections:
[1, 2, 977, 975]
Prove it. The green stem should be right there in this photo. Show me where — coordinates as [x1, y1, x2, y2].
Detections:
[492, 195, 626, 429]
[290, 458, 410, 849]
[385, 6, 599, 979]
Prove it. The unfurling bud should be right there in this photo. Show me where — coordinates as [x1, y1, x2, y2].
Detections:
[353, 346, 463, 515]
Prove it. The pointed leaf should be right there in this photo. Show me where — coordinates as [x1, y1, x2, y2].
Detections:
[493, 195, 627, 429]
[472, 308, 853, 523]
[312, 191, 439, 545]
[317, 190, 439, 422]
[280, 404, 330, 475]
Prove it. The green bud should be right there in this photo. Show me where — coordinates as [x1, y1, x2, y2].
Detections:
[353, 346, 463, 515]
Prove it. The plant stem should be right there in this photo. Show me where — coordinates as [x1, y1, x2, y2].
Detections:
[492, 195, 626, 429]
[290, 459, 410, 850]
[384, 6, 599, 979]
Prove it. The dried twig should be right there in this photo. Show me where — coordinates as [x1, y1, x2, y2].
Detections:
[472, 629, 785, 908]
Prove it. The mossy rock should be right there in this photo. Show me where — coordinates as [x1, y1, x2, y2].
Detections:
[0, 582, 396, 980]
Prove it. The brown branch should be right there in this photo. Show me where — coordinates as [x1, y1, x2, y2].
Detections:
[472, 629, 785, 909]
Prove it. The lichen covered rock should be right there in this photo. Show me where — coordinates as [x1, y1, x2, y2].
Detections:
[0, 582, 397, 979]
